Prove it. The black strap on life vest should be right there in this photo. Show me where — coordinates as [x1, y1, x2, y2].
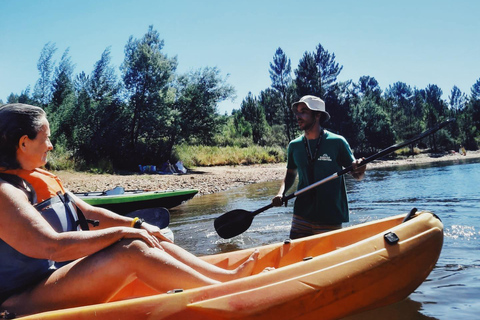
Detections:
[58, 192, 99, 230]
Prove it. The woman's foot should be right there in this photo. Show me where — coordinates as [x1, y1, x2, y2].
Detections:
[232, 249, 260, 279]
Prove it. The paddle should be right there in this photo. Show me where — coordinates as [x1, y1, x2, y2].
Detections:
[125, 207, 170, 229]
[214, 118, 455, 239]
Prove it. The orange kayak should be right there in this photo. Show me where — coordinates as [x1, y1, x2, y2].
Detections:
[19, 210, 443, 320]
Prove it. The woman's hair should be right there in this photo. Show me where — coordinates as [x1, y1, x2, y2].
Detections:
[0, 103, 47, 169]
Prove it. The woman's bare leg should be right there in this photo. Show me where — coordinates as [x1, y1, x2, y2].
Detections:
[2, 239, 257, 315]
[159, 241, 259, 281]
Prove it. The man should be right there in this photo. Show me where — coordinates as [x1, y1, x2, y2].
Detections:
[272, 95, 366, 239]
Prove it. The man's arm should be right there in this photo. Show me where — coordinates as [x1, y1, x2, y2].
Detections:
[272, 168, 297, 206]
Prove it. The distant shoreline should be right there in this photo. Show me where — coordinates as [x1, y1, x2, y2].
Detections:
[57, 150, 480, 197]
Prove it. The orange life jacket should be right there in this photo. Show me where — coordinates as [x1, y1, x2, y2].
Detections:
[0, 168, 66, 203]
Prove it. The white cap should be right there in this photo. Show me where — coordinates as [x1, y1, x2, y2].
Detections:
[292, 95, 330, 122]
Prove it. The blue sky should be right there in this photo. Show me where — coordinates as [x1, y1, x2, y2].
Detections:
[1, 0, 478, 114]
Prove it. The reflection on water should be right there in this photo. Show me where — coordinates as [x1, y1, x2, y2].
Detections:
[167, 158, 480, 319]
[343, 298, 439, 320]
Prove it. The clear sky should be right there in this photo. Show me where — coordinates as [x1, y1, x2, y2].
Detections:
[1, 0, 478, 114]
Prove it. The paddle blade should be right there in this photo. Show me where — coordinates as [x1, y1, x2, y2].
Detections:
[214, 209, 254, 239]
[125, 207, 170, 229]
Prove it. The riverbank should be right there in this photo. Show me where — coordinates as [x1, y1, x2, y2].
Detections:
[57, 150, 480, 196]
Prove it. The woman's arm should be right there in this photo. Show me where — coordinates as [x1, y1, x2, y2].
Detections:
[0, 182, 162, 263]
[69, 192, 133, 228]
[69, 193, 173, 243]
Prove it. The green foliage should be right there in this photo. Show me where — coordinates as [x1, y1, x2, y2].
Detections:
[258, 88, 283, 126]
[50, 48, 75, 111]
[175, 144, 286, 167]
[350, 97, 396, 154]
[395, 147, 421, 156]
[268, 48, 296, 141]
[239, 93, 268, 144]
[295, 52, 320, 97]
[45, 142, 75, 171]
[314, 43, 343, 97]
[8, 36, 480, 170]
[175, 67, 235, 146]
[121, 25, 178, 166]
[33, 42, 57, 107]
[471, 78, 480, 100]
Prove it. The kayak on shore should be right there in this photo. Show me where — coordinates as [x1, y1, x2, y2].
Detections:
[74, 187, 198, 214]
[18, 209, 443, 320]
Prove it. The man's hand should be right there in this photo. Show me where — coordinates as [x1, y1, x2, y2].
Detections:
[351, 158, 366, 180]
[272, 194, 284, 207]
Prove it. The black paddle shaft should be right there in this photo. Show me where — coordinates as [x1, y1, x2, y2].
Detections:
[214, 118, 455, 239]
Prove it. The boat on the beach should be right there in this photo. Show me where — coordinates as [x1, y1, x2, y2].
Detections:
[74, 187, 198, 214]
[18, 210, 443, 320]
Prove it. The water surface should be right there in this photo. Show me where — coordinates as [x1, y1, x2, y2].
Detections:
[169, 158, 480, 319]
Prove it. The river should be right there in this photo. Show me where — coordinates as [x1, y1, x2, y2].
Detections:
[168, 158, 480, 319]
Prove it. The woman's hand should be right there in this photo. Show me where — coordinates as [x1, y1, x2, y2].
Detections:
[140, 222, 174, 243]
[119, 227, 164, 249]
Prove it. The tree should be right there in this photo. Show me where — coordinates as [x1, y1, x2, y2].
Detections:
[314, 43, 343, 98]
[48, 48, 76, 145]
[239, 92, 268, 144]
[354, 76, 382, 101]
[461, 78, 480, 150]
[258, 88, 283, 126]
[50, 48, 74, 111]
[384, 82, 421, 147]
[89, 47, 120, 102]
[449, 86, 467, 114]
[351, 97, 395, 154]
[424, 84, 450, 151]
[269, 47, 295, 141]
[232, 109, 253, 140]
[175, 67, 235, 148]
[72, 49, 126, 169]
[33, 42, 57, 107]
[295, 51, 321, 97]
[471, 78, 480, 101]
[121, 25, 178, 165]
[269, 48, 292, 94]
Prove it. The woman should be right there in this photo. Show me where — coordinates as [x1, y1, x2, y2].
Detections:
[0, 104, 259, 316]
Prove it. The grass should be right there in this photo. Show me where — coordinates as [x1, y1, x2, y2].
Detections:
[394, 147, 422, 157]
[174, 144, 286, 167]
[46, 144, 287, 172]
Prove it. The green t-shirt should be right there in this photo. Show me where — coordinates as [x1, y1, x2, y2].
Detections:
[286, 130, 355, 224]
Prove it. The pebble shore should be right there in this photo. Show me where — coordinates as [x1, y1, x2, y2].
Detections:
[57, 151, 480, 196]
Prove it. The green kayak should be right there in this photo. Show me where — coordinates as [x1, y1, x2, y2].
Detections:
[75, 187, 198, 214]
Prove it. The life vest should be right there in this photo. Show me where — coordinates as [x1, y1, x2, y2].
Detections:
[0, 169, 97, 299]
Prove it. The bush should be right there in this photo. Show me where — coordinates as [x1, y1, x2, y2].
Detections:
[174, 144, 286, 167]
[395, 147, 422, 157]
[45, 143, 75, 171]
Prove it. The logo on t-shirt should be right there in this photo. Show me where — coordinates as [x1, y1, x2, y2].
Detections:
[317, 154, 332, 161]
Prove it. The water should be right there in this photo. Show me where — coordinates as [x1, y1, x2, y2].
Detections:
[168, 158, 480, 319]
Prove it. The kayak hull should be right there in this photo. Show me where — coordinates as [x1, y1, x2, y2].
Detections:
[19, 210, 443, 320]
[75, 189, 198, 214]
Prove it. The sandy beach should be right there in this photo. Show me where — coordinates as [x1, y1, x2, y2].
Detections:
[57, 150, 480, 196]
